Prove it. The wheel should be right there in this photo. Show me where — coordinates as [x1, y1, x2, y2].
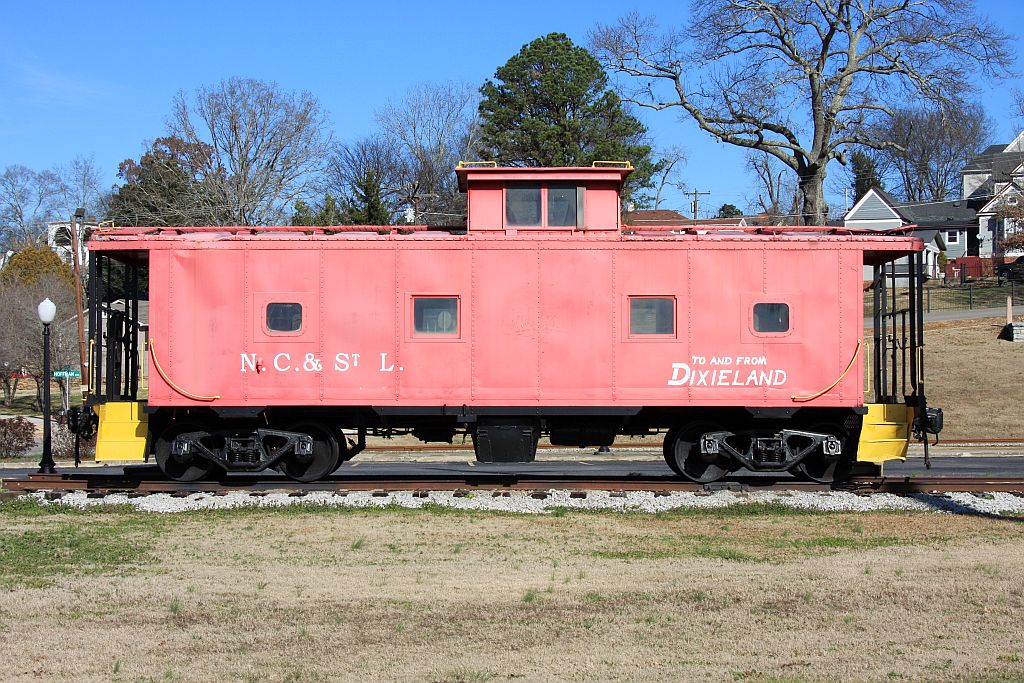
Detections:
[795, 422, 853, 484]
[278, 422, 339, 482]
[665, 423, 731, 483]
[662, 427, 682, 476]
[155, 422, 218, 482]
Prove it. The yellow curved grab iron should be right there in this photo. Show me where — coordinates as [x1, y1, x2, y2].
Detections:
[791, 339, 862, 402]
[149, 340, 220, 402]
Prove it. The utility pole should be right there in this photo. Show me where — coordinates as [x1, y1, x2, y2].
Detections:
[689, 190, 711, 224]
[70, 208, 87, 394]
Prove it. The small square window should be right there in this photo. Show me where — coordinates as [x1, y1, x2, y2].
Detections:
[753, 303, 789, 333]
[414, 297, 458, 335]
[266, 303, 302, 333]
[946, 230, 959, 245]
[630, 297, 675, 335]
[547, 185, 578, 226]
[506, 186, 541, 226]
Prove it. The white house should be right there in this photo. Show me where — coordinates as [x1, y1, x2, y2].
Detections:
[961, 131, 1024, 257]
[973, 170, 1024, 258]
[45, 221, 94, 269]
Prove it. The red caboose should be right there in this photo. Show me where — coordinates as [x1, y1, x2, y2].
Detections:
[84, 162, 939, 482]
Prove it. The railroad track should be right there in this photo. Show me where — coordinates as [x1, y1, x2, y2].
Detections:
[4, 469, 1023, 496]
[360, 438, 1024, 452]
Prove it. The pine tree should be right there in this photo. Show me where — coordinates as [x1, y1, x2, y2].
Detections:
[478, 33, 658, 203]
[850, 150, 883, 201]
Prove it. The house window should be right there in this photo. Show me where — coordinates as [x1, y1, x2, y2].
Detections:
[266, 303, 302, 333]
[506, 184, 583, 228]
[753, 303, 789, 333]
[506, 186, 541, 226]
[946, 230, 960, 245]
[413, 297, 459, 335]
[629, 297, 675, 335]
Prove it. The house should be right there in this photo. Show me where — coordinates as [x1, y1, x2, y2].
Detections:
[961, 130, 1024, 257]
[842, 187, 950, 279]
[972, 168, 1024, 259]
[45, 221, 94, 269]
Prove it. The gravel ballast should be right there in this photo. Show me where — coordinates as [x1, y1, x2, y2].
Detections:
[24, 488, 1024, 515]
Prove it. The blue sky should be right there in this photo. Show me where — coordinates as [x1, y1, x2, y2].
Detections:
[1, 0, 1022, 220]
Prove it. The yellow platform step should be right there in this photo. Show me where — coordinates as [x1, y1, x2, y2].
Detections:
[94, 401, 148, 461]
[857, 403, 912, 463]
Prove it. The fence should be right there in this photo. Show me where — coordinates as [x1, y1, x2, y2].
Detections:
[874, 283, 1019, 314]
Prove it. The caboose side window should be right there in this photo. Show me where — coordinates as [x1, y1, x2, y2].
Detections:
[629, 297, 675, 335]
[413, 297, 459, 335]
[266, 303, 302, 333]
[547, 184, 578, 226]
[506, 186, 542, 226]
[753, 303, 789, 333]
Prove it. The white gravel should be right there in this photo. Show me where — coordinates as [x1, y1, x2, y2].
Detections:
[22, 488, 1024, 516]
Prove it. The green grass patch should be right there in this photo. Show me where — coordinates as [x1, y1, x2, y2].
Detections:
[766, 535, 908, 551]
[593, 540, 753, 563]
[0, 518, 161, 586]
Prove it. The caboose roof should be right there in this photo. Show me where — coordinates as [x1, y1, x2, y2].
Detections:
[455, 164, 633, 192]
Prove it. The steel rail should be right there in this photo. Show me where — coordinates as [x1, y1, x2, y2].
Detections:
[3, 470, 1023, 497]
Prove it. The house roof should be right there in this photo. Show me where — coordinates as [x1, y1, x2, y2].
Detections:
[844, 186, 905, 223]
[690, 216, 747, 226]
[912, 228, 946, 252]
[896, 199, 976, 228]
[845, 186, 975, 228]
[622, 209, 690, 225]
[622, 210, 756, 226]
[962, 143, 1024, 187]
[963, 144, 1009, 172]
[978, 181, 1024, 214]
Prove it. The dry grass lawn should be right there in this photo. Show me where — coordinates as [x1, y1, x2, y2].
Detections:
[0, 500, 1022, 682]
[921, 318, 1024, 439]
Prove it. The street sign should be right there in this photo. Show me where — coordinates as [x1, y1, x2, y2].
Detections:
[53, 369, 81, 378]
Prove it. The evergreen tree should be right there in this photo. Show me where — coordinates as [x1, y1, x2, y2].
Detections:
[109, 136, 222, 226]
[292, 194, 346, 226]
[344, 170, 392, 225]
[850, 150, 884, 201]
[478, 33, 658, 203]
[716, 203, 743, 219]
[0, 245, 74, 288]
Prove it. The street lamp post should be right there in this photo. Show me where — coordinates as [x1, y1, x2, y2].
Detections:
[37, 298, 57, 474]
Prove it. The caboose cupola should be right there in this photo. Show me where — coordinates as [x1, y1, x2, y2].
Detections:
[455, 161, 632, 234]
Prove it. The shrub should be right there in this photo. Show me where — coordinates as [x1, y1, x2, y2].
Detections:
[0, 417, 36, 458]
[53, 424, 96, 461]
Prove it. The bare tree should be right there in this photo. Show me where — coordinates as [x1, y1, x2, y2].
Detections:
[649, 146, 688, 209]
[0, 275, 77, 408]
[872, 104, 993, 202]
[592, 2, 1012, 224]
[58, 155, 104, 218]
[325, 136, 405, 223]
[0, 165, 63, 247]
[375, 82, 482, 224]
[170, 78, 333, 225]
[746, 151, 801, 224]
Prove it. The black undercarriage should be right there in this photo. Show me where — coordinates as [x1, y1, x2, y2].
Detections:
[143, 405, 868, 484]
